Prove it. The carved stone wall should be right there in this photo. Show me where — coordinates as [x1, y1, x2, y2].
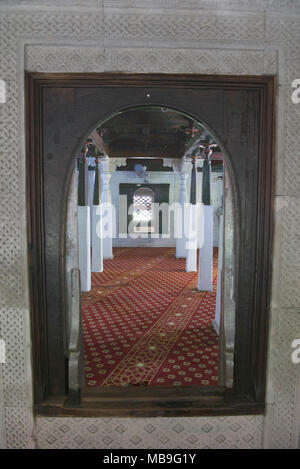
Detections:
[0, 0, 299, 449]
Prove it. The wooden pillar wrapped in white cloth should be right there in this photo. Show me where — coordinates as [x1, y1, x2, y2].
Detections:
[91, 157, 103, 272]
[77, 150, 91, 292]
[185, 204, 198, 271]
[163, 157, 191, 259]
[198, 152, 213, 291]
[175, 161, 191, 258]
[198, 205, 214, 291]
[100, 156, 126, 259]
[100, 156, 113, 260]
[186, 157, 197, 272]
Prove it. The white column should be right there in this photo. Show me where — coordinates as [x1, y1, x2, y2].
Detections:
[176, 171, 189, 258]
[213, 208, 223, 333]
[100, 156, 127, 259]
[185, 203, 198, 271]
[91, 158, 103, 272]
[92, 206, 103, 271]
[169, 158, 192, 258]
[185, 158, 197, 272]
[198, 204, 214, 291]
[101, 171, 113, 260]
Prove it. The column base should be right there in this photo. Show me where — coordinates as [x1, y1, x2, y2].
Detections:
[212, 319, 220, 335]
[185, 249, 197, 272]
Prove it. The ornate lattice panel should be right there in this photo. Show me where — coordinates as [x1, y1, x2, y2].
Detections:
[133, 194, 153, 222]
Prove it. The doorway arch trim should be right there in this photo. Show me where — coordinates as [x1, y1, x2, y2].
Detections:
[26, 72, 275, 417]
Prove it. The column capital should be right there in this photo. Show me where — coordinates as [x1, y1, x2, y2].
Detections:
[163, 157, 193, 174]
[100, 155, 127, 173]
[110, 157, 127, 172]
[162, 158, 175, 169]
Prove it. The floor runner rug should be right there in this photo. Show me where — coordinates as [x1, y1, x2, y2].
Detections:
[82, 247, 219, 387]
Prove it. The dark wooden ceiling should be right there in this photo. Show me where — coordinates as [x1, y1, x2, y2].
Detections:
[86, 106, 222, 170]
[98, 106, 206, 159]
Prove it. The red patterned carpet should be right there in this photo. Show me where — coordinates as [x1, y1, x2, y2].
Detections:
[82, 247, 219, 387]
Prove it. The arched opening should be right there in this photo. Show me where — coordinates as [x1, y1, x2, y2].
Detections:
[66, 105, 234, 390]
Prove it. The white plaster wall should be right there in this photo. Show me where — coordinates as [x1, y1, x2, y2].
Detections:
[0, 0, 299, 449]
[110, 170, 223, 247]
[112, 170, 177, 247]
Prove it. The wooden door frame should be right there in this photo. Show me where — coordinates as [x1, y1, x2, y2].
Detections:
[26, 72, 275, 417]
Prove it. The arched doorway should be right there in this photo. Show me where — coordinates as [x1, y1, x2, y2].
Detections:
[68, 105, 228, 391]
[27, 73, 274, 416]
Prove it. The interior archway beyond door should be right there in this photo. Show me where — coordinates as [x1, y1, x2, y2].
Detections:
[70, 104, 227, 391]
[27, 73, 274, 416]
